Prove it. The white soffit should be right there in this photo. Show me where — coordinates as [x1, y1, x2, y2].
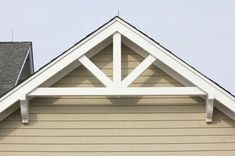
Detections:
[0, 16, 234, 115]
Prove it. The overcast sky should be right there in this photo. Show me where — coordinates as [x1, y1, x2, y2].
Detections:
[0, 0, 234, 94]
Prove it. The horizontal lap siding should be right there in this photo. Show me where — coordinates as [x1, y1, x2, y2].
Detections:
[1, 152, 235, 156]
[1, 99, 235, 155]
[1, 45, 235, 155]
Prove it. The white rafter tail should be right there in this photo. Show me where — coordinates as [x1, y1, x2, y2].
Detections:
[206, 93, 214, 123]
[121, 55, 156, 87]
[78, 55, 113, 87]
[20, 96, 29, 124]
[113, 32, 122, 84]
[29, 87, 205, 97]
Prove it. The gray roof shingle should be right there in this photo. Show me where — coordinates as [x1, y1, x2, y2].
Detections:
[0, 42, 31, 97]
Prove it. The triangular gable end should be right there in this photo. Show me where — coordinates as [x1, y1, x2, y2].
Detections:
[52, 44, 184, 88]
[0, 16, 234, 124]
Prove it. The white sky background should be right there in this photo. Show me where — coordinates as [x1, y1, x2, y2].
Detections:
[0, 0, 234, 94]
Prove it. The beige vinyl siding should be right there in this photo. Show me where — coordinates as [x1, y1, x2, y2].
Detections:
[0, 45, 235, 155]
[0, 98, 235, 155]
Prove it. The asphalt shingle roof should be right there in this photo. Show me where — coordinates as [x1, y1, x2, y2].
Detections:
[0, 42, 31, 97]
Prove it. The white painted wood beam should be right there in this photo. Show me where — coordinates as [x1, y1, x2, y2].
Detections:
[206, 93, 214, 123]
[78, 55, 113, 87]
[29, 87, 205, 97]
[20, 96, 29, 124]
[113, 32, 122, 84]
[121, 55, 156, 87]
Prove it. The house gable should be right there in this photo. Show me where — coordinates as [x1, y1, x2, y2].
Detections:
[0, 17, 234, 124]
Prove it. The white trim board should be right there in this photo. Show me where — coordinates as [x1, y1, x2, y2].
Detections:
[29, 87, 205, 97]
[0, 16, 234, 121]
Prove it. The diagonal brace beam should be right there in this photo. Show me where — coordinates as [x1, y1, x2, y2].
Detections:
[79, 55, 113, 87]
[121, 55, 156, 87]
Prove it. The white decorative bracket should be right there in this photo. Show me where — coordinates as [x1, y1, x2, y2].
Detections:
[206, 93, 214, 123]
[20, 96, 29, 124]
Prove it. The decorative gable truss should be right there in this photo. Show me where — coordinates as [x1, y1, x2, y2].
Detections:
[0, 17, 234, 124]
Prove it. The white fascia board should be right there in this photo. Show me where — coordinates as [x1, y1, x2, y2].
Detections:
[0, 19, 119, 113]
[29, 87, 205, 97]
[114, 19, 235, 113]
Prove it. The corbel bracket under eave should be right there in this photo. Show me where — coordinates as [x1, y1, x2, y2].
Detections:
[20, 96, 29, 124]
[206, 93, 214, 123]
